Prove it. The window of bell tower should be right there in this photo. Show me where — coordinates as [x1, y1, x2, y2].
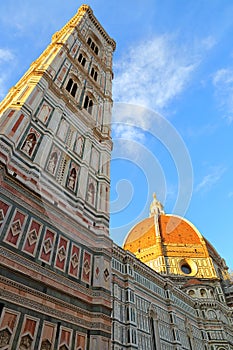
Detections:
[83, 95, 93, 115]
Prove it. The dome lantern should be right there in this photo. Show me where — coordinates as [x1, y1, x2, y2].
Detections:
[149, 193, 164, 217]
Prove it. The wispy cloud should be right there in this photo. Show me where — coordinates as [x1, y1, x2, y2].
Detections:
[113, 124, 145, 143]
[113, 34, 216, 116]
[200, 36, 216, 51]
[212, 68, 233, 124]
[195, 166, 226, 193]
[0, 77, 7, 99]
[0, 48, 14, 63]
[113, 35, 198, 111]
[0, 3, 53, 34]
[0, 49, 15, 99]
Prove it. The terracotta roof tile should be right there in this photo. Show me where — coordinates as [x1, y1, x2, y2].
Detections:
[159, 215, 201, 245]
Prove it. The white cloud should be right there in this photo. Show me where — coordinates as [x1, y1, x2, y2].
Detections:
[200, 36, 216, 51]
[195, 166, 226, 193]
[113, 124, 145, 143]
[213, 69, 233, 85]
[0, 77, 7, 99]
[113, 35, 200, 112]
[0, 49, 15, 98]
[0, 48, 14, 62]
[212, 68, 233, 124]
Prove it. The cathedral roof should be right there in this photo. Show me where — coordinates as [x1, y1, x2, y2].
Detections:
[123, 214, 203, 252]
[122, 195, 230, 281]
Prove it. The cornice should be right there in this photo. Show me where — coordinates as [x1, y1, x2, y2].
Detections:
[53, 5, 116, 51]
[77, 5, 116, 51]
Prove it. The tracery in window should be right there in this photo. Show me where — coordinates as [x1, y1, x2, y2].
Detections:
[66, 78, 73, 92]
[70, 83, 77, 97]
[90, 67, 98, 82]
[87, 37, 99, 55]
[78, 52, 87, 67]
[83, 95, 93, 115]
[65, 78, 79, 98]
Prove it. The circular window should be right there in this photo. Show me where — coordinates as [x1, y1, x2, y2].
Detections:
[188, 290, 195, 297]
[200, 289, 207, 297]
[179, 259, 198, 276]
[181, 263, 192, 274]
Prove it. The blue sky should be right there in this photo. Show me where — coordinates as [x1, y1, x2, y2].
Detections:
[0, 0, 232, 270]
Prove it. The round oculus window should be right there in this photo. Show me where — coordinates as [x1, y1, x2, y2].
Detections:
[181, 263, 192, 275]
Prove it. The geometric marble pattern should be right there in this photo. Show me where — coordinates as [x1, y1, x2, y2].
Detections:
[43, 238, 53, 254]
[0, 209, 5, 223]
[71, 253, 79, 269]
[10, 220, 22, 237]
[104, 268, 110, 281]
[57, 246, 66, 262]
[27, 229, 38, 246]
[83, 259, 90, 276]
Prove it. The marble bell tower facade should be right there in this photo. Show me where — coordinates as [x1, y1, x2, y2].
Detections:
[0, 5, 115, 350]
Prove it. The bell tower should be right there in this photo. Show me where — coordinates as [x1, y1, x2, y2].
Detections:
[0, 4, 115, 235]
[0, 5, 115, 349]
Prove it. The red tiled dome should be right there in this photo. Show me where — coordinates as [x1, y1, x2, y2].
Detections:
[123, 214, 202, 253]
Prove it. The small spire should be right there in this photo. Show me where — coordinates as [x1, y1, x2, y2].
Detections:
[149, 193, 164, 217]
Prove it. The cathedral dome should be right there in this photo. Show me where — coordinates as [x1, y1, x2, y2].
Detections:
[123, 195, 223, 279]
[123, 214, 203, 251]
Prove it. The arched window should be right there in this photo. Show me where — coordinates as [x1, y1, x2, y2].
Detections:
[66, 78, 73, 92]
[87, 37, 99, 56]
[71, 83, 77, 97]
[83, 95, 93, 115]
[65, 78, 79, 98]
[90, 67, 98, 82]
[78, 53, 86, 67]
[94, 46, 99, 55]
